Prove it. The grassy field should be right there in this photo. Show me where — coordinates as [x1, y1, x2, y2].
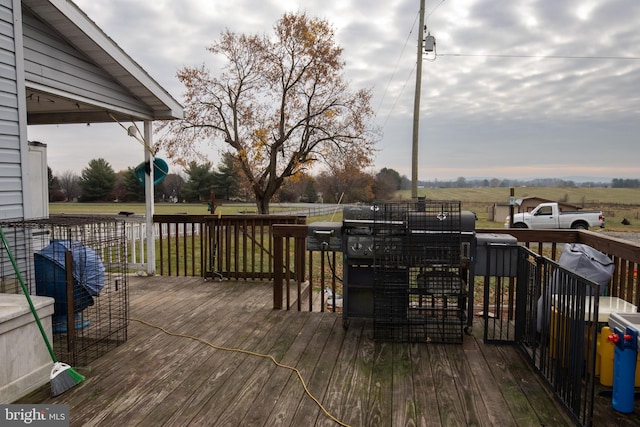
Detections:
[395, 187, 640, 231]
[49, 186, 640, 231]
[49, 202, 320, 216]
[396, 186, 640, 205]
[50, 202, 222, 216]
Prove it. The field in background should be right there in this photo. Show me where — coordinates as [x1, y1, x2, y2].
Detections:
[49, 186, 640, 231]
[395, 187, 640, 231]
[396, 186, 640, 205]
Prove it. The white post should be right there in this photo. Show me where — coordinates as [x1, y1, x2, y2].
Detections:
[144, 120, 155, 275]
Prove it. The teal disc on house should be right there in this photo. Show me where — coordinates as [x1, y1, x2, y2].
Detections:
[134, 158, 169, 186]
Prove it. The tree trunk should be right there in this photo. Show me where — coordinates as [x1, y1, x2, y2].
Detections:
[256, 196, 269, 214]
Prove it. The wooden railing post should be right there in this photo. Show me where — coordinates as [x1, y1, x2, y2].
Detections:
[295, 234, 306, 311]
[273, 227, 284, 309]
[272, 224, 308, 310]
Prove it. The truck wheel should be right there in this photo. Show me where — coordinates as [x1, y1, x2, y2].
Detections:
[512, 222, 528, 228]
[571, 222, 588, 230]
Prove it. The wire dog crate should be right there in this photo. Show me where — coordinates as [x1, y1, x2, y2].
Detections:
[373, 201, 469, 343]
[0, 216, 128, 366]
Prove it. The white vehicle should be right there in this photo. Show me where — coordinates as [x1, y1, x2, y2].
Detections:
[505, 202, 605, 230]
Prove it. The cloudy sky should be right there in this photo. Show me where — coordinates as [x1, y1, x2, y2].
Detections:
[28, 0, 640, 182]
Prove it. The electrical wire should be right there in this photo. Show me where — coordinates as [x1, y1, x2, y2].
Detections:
[380, 62, 417, 131]
[425, 0, 446, 21]
[377, 1, 445, 132]
[375, 10, 420, 122]
[107, 112, 156, 154]
[324, 249, 343, 283]
[128, 317, 352, 427]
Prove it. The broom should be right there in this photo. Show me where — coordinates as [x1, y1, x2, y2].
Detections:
[0, 227, 85, 396]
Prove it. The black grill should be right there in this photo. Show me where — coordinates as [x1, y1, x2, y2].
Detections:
[342, 200, 476, 343]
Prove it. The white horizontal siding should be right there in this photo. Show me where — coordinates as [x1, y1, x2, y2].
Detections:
[22, 8, 150, 114]
[0, 0, 23, 220]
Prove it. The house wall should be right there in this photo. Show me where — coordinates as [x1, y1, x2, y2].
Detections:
[0, 0, 25, 221]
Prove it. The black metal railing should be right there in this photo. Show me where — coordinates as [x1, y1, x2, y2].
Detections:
[482, 244, 600, 427]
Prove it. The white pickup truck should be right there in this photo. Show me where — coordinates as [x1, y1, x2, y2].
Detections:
[505, 202, 605, 230]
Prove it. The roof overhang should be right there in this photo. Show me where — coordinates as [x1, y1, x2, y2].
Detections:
[22, 0, 183, 125]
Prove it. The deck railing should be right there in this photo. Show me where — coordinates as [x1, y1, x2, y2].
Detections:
[151, 214, 306, 278]
[130, 215, 639, 311]
[272, 224, 349, 311]
[481, 244, 601, 427]
[476, 228, 640, 307]
[272, 226, 640, 312]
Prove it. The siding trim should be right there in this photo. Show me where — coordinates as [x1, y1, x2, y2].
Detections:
[14, 0, 30, 219]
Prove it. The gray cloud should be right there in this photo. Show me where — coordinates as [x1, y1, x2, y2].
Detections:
[30, 0, 640, 181]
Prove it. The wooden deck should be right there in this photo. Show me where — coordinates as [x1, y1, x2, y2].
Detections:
[17, 275, 639, 426]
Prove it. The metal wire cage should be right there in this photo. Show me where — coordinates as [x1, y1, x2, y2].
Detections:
[0, 215, 128, 366]
[372, 201, 467, 343]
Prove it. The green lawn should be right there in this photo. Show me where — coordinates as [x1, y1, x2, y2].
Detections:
[50, 202, 254, 216]
[49, 186, 640, 231]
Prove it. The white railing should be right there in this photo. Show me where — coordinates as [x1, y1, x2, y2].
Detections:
[121, 216, 147, 271]
[121, 204, 347, 272]
[122, 216, 206, 271]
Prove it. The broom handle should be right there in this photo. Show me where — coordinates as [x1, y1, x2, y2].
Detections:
[0, 227, 58, 363]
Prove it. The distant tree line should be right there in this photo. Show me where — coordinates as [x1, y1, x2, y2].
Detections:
[47, 156, 408, 204]
[611, 178, 640, 188]
[48, 158, 636, 205]
[420, 177, 616, 189]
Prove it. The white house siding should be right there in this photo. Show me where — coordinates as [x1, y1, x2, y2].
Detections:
[21, 6, 151, 117]
[0, 0, 24, 221]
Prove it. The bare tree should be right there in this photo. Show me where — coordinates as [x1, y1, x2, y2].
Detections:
[57, 170, 81, 202]
[157, 12, 377, 213]
[159, 173, 185, 202]
[316, 145, 375, 203]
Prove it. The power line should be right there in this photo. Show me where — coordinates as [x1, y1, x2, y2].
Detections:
[426, 0, 446, 21]
[438, 53, 640, 60]
[381, 62, 417, 131]
[375, 11, 421, 117]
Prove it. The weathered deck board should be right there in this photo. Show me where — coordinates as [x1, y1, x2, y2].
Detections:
[444, 340, 492, 425]
[408, 343, 441, 427]
[459, 337, 516, 426]
[18, 275, 630, 426]
[429, 344, 468, 425]
[316, 321, 369, 426]
[291, 318, 365, 426]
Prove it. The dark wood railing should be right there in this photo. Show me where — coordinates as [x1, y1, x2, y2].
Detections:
[272, 226, 640, 311]
[148, 215, 639, 311]
[272, 223, 347, 312]
[153, 214, 306, 279]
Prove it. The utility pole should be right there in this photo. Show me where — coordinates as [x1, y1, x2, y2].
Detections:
[411, 0, 426, 199]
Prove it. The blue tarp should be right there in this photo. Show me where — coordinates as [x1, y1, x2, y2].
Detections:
[36, 239, 105, 295]
[34, 240, 105, 316]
